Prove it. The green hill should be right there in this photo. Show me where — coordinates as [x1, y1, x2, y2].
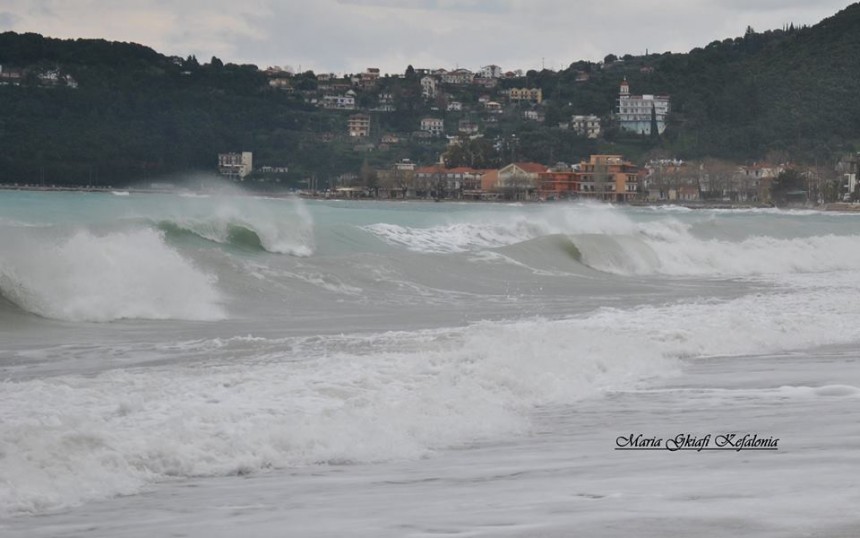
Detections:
[1, 3, 860, 187]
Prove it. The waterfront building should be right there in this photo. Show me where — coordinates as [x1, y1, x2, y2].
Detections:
[538, 155, 640, 202]
[493, 162, 548, 200]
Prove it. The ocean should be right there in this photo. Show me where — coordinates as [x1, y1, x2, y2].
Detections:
[1, 190, 859, 537]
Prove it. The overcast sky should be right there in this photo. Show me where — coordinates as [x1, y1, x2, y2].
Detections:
[0, 1, 852, 74]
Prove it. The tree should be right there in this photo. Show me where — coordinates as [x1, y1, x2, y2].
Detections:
[700, 158, 736, 200]
[359, 159, 378, 197]
[650, 103, 659, 140]
[771, 168, 806, 206]
[443, 137, 498, 168]
[603, 54, 618, 64]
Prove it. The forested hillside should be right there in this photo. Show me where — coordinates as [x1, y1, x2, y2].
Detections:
[1, 3, 859, 187]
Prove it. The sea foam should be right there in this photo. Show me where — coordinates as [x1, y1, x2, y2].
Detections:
[158, 196, 315, 256]
[0, 228, 225, 322]
[576, 229, 860, 276]
[3, 277, 860, 516]
[363, 205, 860, 276]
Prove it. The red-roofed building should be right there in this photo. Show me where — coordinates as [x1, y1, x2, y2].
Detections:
[494, 162, 548, 200]
[414, 165, 487, 199]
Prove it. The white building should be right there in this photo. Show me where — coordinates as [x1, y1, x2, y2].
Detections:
[447, 101, 463, 112]
[441, 68, 474, 85]
[479, 65, 503, 79]
[395, 159, 416, 171]
[571, 115, 601, 139]
[420, 76, 437, 99]
[617, 78, 669, 135]
[523, 109, 545, 122]
[218, 152, 253, 180]
[420, 117, 445, 136]
[321, 95, 356, 110]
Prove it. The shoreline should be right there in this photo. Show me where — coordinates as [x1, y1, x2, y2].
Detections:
[2, 183, 859, 212]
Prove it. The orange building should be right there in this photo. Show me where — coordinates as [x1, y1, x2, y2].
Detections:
[576, 155, 640, 202]
[537, 171, 578, 199]
[538, 155, 640, 202]
[480, 170, 499, 192]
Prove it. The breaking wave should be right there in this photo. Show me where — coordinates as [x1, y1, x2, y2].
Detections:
[3, 279, 860, 516]
[572, 229, 860, 276]
[153, 206, 314, 257]
[158, 220, 267, 251]
[0, 228, 225, 322]
[362, 220, 542, 253]
[363, 205, 860, 276]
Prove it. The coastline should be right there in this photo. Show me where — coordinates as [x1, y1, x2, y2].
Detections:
[3, 182, 859, 212]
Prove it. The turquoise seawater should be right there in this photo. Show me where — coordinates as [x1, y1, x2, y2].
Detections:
[2, 190, 860, 537]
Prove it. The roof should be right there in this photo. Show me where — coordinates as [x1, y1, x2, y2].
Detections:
[447, 167, 483, 174]
[511, 162, 549, 174]
[415, 165, 446, 174]
[416, 166, 486, 175]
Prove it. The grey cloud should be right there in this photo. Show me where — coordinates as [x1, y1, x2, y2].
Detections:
[0, 0, 851, 75]
[0, 11, 21, 27]
[335, 0, 513, 14]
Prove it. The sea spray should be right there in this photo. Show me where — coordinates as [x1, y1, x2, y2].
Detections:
[153, 196, 315, 256]
[575, 231, 860, 276]
[362, 204, 860, 276]
[0, 228, 225, 322]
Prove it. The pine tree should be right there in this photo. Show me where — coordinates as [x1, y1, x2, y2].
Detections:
[650, 103, 659, 140]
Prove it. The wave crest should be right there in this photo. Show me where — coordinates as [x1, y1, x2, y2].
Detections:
[574, 230, 860, 276]
[0, 229, 225, 322]
[155, 200, 314, 256]
[362, 219, 545, 253]
[364, 205, 860, 276]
